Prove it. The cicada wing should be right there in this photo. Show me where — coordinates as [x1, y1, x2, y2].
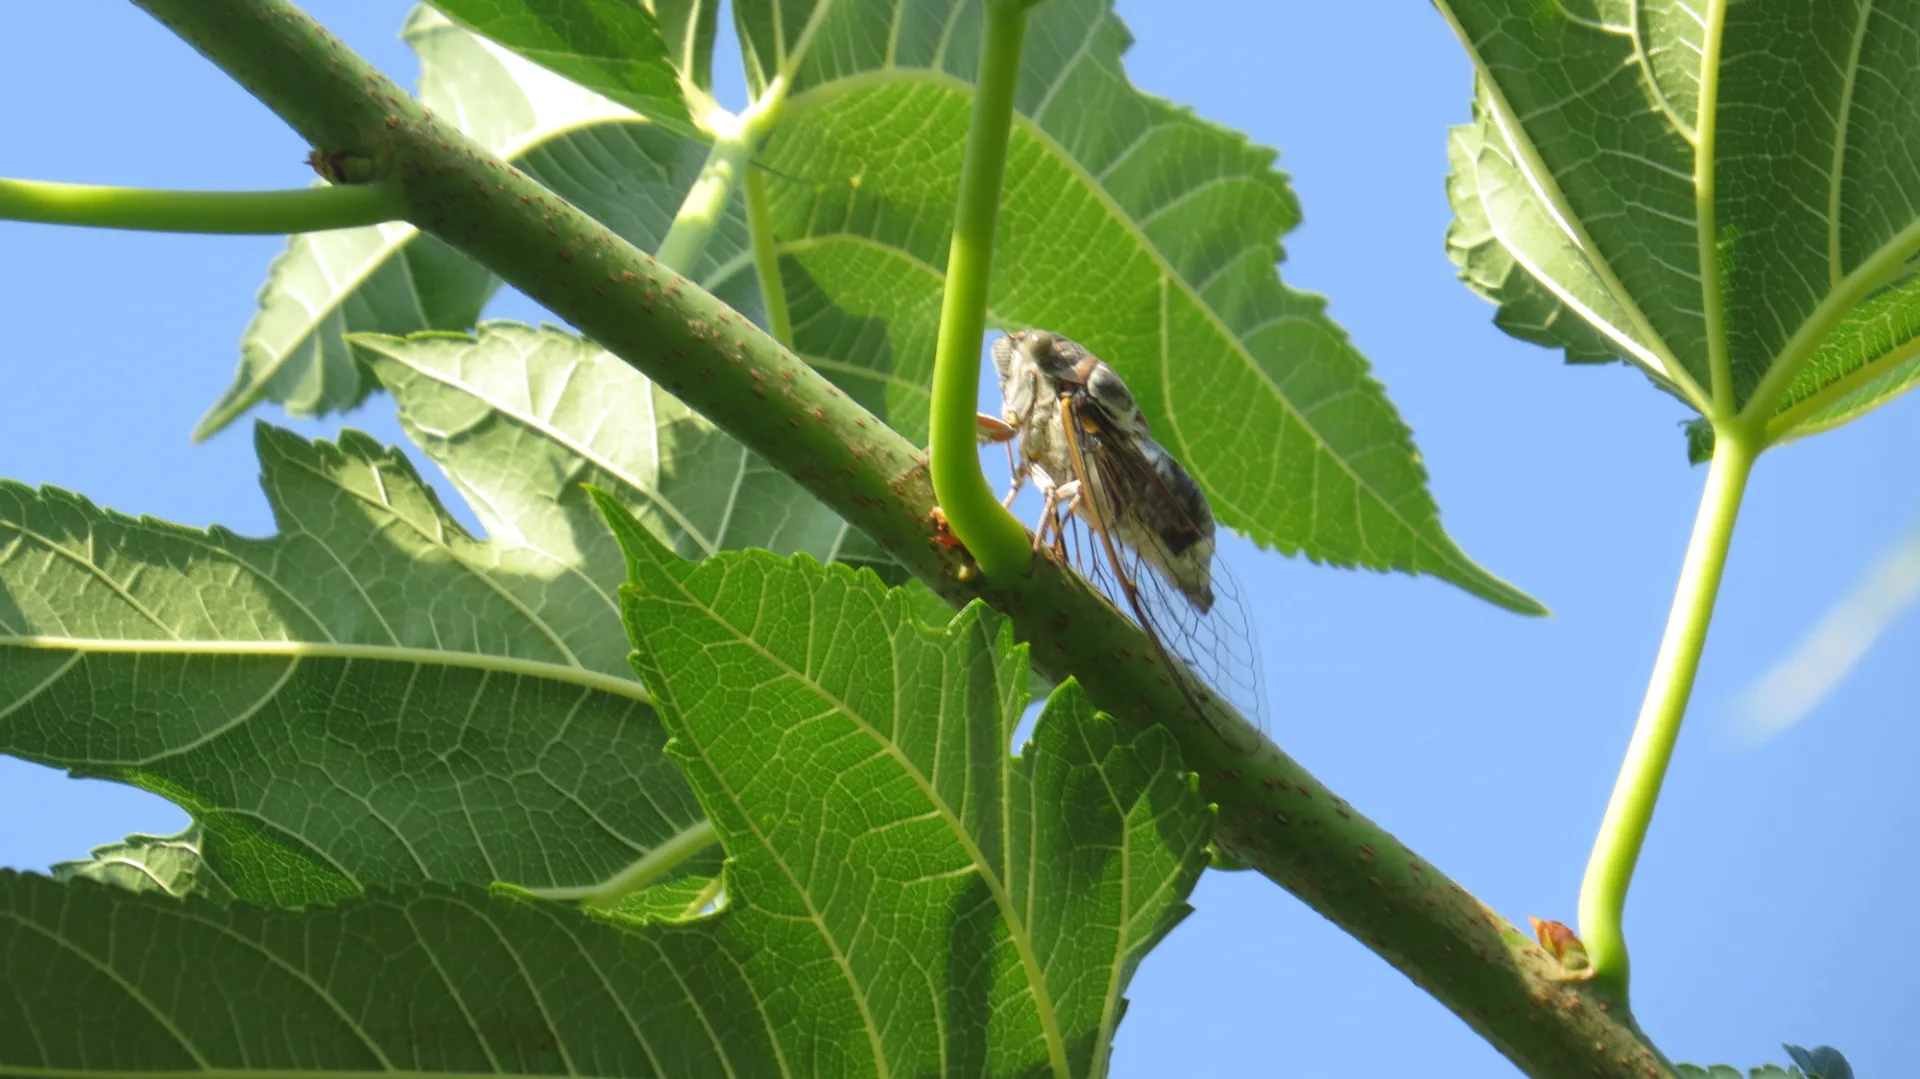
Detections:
[1057, 397, 1267, 737]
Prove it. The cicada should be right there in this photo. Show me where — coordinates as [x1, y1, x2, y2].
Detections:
[978, 329, 1266, 740]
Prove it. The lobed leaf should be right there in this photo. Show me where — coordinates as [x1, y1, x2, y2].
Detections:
[0, 427, 704, 904]
[723, 0, 1540, 612]
[1440, 0, 1920, 449]
[354, 323, 897, 581]
[602, 494, 1213, 1077]
[242, 0, 1534, 611]
[6, 324, 910, 902]
[0, 533, 1208, 1078]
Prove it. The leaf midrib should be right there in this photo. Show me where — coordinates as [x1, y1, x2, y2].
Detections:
[1768, 325, 1920, 440]
[0, 636, 650, 703]
[0, 912, 215, 1071]
[1696, 0, 1733, 412]
[210, 222, 423, 438]
[1828, 0, 1875, 289]
[1450, 0, 1920, 433]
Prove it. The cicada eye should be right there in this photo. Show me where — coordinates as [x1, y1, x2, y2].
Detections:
[1021, 330, 1055, 360]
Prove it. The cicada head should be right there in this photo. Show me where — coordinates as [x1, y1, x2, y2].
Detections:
[989, 332, 1022, 385]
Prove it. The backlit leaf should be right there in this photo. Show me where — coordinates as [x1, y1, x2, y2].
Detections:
[0, 535, 1207, 1078]
[49, 826, 232, 901]
[0, 428, 702, 905]
[724, 0, 1540, 612]
[197, 6, 747, 439]
[1440, 1, 1920, 451]
[430, 0, 693, 130]
[603, 495, 1213, 1077]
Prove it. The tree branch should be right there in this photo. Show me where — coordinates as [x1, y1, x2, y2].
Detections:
[130, 1, 1668, 1074]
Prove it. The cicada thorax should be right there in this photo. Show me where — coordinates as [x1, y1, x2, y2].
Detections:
[1043, 352, 1219, 613]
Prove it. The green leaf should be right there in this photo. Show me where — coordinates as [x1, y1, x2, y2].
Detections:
[1446, 93, 1624, 369]
[1439, 1, 1920, 448]
[1785, 1044, 1854, 1079]
[603, 871, 726, 922]
[0, 541, 1207, 1077]
[650, 1, 721, 94]
[1686, 416, 1716, 466]
[428, 0, 694, 130]
[0, 876, 791, 1077]
[10, 317, 944, 905]
[723, 0, 1541, 613]
[0, 429, 704, 904]
[197, 6, 748, 440]
[1674, 1050, 1851, 1079]
[49, 825, 233, 901]
[601, 492, 1213, 1077]
[353, 322, 897, 581]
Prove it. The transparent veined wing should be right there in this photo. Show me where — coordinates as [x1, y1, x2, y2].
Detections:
[1054, 387, 1268, 745]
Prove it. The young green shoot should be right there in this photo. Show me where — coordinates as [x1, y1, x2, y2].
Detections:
[927, 1, 1039, 580]
[0, 177, 404, 234]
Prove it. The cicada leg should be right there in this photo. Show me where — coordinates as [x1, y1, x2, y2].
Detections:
[972, 412, 1028, 506]
[1050, 479, 1082, 561]
[1028, 465, 1082, 560]
[903, 411, 1019, 486]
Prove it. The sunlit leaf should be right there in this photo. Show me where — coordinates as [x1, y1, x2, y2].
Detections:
[354, 323, 897, 580]
[1440, 1, 1920, 450]
[602, 494, 1213, 1077]
[18, 311, 953, 905]
[49, 826, 232, 901]
[1446, 92, 1624, 369]
[1785, 1043, 1855, 1079]
[429, 0, 693, 129]
[724, 0, 1540, 613]
[0, 535, 1208, 1078]
[197, 6, 747, 439]
[0, 428, 701, 905]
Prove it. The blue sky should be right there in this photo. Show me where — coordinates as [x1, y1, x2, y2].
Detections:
[3, 3, 1916, 1075]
